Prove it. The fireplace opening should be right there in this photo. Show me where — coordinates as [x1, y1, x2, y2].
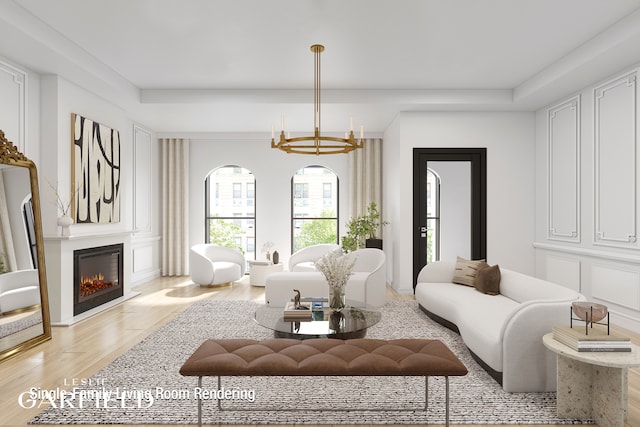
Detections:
[73, 244, 124, 316]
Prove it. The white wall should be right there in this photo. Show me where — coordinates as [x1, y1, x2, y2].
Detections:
[188, 136, 350, 267]
[384, 111, 536, 293]
[535, 62, 640, 332]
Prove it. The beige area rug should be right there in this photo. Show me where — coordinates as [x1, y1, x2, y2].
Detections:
[29, 300, 592, 424]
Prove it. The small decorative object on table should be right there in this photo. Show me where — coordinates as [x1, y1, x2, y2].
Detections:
[571, 301, 609, 335]
[48, 179, 76, 236]
[272, 250, 279, 265]
[314, 250, 357, 312]
[284, 290, 310, 320]
[262, 241, 274, 261]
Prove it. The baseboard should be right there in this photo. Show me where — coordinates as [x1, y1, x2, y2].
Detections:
[418, 304, 503, 386]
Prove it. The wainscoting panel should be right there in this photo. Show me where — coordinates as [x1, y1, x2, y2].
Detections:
[0, 59, 26, 152]
[593, 71, 639, 249]
[133, 124, 153, 234]
[545, 255, 580, 292]
[131, 236, 161, 286]
[591, 264, 640, 311]
[547, 96, 580, 242]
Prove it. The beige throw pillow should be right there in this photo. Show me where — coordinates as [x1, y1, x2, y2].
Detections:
[452, 257, 488, 287]
[475, 264, 501, 295]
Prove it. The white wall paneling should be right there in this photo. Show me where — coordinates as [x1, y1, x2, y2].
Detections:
[547, 96, 580, 242]
[591, 263, 640, 311]
[593, 71, 639, 248]
[0, 58, 26, 152]
[545, 255, 581, 292]
[131, 236, 161, 285]
[133, 124, 152, 234]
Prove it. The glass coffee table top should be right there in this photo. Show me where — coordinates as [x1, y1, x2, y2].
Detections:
[254, 301, 381, 339]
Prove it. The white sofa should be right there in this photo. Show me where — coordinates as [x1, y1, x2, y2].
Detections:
[265, 248, 386, 307]
[0, 269, 41, 314]
[189, 244, 246, 286]
[414, 260, 585, 392]
[288, 244, 342, 272]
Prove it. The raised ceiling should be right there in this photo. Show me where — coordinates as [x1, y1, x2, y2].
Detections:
[2, 0, 640, 133]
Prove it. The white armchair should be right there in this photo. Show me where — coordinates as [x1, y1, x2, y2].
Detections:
[0, 269, 41, 314]
[266, 248, 387, 307]
[189, 244, 246, 286]
[288, 243, 342, 272]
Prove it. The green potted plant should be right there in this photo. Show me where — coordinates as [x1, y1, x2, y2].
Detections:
[341, 202, 388, 252]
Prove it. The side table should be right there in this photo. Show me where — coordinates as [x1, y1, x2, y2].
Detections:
[248, 261, 284, 287]
[542, 333, 640, 427]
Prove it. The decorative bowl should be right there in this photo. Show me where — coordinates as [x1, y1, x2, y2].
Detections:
[571, 301, 608, 323]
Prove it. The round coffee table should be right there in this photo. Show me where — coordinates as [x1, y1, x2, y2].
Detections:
[254, 302, 381, 339]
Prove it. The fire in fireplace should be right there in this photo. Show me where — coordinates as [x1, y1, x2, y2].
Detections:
[73, 244, 124, 316]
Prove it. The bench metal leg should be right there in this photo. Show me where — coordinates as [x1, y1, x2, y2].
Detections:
[424, 376, 428, 410]
[446, 376, 450, 427]
[197, 375, 452, 425]
[197, 376, 202, 427]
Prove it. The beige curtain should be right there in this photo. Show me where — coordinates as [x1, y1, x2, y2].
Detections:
[349, 138, 383, 219]
[161, 138, 189, 276]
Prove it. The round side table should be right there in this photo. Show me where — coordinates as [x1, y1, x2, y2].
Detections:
[248, 261, 284, 287]
[543, 333, 640, 427]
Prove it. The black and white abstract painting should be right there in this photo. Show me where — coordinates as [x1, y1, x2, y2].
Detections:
[72, 113, 121, 224]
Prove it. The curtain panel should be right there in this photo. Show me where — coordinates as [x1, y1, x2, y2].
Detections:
[349, 138, 383, 220]
[161, 138, 189, 276]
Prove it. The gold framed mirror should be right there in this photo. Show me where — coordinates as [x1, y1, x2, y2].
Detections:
[0, 130, 51, 362]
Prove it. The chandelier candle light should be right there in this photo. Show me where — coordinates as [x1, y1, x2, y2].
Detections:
[271, 44, 365, 155]
[314, 250, 357, 312]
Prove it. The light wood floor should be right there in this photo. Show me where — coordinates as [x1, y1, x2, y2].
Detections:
[1, 275, 639, 427]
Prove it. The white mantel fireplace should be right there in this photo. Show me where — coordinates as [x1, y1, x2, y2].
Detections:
[44, 232, 137, 325]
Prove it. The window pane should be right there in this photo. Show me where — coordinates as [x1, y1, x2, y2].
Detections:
[292, 218, 338, 253]
[293, 167, 337, 218]
[206, 166, 256, 261]
[292, 166, 339, 250]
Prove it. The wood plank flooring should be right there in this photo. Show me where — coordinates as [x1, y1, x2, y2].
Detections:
[1, 274, 638, 427]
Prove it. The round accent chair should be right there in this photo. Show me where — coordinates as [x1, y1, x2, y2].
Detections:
[189, 244, 246, 286]
[288, 243, 342, 272]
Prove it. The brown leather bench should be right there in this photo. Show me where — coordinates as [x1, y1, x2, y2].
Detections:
[180, 337, 467, 426]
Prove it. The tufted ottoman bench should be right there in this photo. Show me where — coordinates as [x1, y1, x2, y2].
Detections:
[180, 338, 467, 426]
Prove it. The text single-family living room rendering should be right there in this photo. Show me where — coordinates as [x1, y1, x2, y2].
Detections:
[1, 0, 640, 426]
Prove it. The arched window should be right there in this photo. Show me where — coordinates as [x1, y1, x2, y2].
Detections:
[205, 166, 255, 260]
[291, 166, 338, 252]
[426, 168, 440, 263]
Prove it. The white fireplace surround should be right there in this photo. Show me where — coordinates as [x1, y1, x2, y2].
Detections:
[44, 232, 137, 325]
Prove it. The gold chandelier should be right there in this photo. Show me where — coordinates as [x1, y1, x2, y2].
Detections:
[271, 44, 364, 155]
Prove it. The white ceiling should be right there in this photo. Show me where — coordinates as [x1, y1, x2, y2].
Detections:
[2, 0, 640, 134]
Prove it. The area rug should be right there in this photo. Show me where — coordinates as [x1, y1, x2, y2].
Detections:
[30, 300, 592, 425]
[0, 310, 42, 338]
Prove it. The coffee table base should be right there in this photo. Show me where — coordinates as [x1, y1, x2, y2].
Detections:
[274, 329, 367, 340]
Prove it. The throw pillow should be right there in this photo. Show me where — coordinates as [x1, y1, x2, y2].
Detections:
[452, 256, 488, 287]
[475, 264, 501, 295]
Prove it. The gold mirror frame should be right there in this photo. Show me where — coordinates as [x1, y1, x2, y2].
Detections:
[0, 130, 51, 362]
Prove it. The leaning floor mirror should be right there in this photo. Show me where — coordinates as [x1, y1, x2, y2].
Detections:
[0, 130, 51, 362]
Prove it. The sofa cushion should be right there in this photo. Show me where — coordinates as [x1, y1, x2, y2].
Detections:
[475, 264, 501, 295]
[452, 257, 488, 287]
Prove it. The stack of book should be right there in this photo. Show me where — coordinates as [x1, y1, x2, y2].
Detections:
[553, 325, 631, 352]
[283, 301, 312, 320]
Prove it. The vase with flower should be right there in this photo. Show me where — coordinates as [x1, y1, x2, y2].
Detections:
[314, 250, 357, 312]
[261, 241, 274, 261]
[48, 180, 74, 236]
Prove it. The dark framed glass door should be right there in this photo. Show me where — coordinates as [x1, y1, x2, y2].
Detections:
[412, 148, 487, 289]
